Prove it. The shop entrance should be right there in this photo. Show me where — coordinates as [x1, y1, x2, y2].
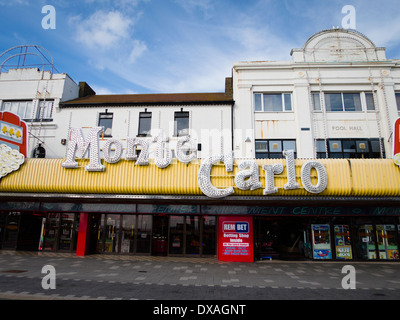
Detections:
[254, 217, 306, 260]
[152, 215, 168, 256]
[0, 212, 43, 251]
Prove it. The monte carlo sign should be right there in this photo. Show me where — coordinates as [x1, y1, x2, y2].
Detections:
[61, 127, 329, 198]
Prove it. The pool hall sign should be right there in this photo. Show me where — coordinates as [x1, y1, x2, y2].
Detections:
[62, 127, 328, 198]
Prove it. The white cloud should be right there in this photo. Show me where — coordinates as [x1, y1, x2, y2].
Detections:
[128, 40, 147, 64]
[73, 11, 133, 50]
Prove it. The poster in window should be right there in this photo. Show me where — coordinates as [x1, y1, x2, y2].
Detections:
[312, 224, 332, 259]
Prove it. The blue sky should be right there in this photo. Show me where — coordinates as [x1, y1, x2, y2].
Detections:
[0, 0, 399, 95]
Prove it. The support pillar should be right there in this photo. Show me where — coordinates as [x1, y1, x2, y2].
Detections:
[76, 213, 90, 256]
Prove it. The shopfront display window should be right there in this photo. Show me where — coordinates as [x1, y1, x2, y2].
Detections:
[41, 213, 79, 252]
[312, 224, 332, 259]
[376, 225, 399, 260]
[334, 225, 352, 259]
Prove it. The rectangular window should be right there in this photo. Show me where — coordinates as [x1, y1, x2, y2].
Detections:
[1, 101, 33, 119]
[255, 139, 296, 159]
[312, 93, 321, 111]
[98, 112, 113, 137]
[316, 140, 327, 159]
[325, 93, 367, 112]
[174, 111, 189, 136]
[396, 92, 400, 112]
[325, 93, 343, 112]
[254, 93, 293, 112]
[365, 93, 375, 111]
[37, 100, 54, 120]
[254, 94, 262, 112]
[317, 138, 384, 159]
[138, 112, 152, 136]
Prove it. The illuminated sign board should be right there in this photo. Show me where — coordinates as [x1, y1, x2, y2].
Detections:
[0, 112, 26, 181]
[62, 127, 328, 198]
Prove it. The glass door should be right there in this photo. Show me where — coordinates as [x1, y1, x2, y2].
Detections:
[376, 225, 399, 260]
[58, 213, 76, 251]
[186, 216, 200, 255]
[355, 224, 377, 260]
[202, 216, 216, 255]
[104, 214, 120, 253]
[333, 225, 352, 259]
[311, 224, 332, 259]
[152, 216, 168, 256]
[43, 213, 59, 251]
[121, 215, 135, 254]
[169, 216, 184, 254]
[137, 215, 152, 254]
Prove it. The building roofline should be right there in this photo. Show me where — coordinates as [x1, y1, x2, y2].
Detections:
[60, 92, 234, 107]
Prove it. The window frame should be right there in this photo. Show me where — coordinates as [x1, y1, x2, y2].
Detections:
[255, 139, 297, 159]
[1, 100, 55, 122]
[174, 111, 190, 137]
[137, 112, 152, 137]
[98, 112, 113, 138]
[254, 93, 293, 113]
[317, 92, 375, 113]
[395, 92, 400, 112]
[316, 138, 384, 159]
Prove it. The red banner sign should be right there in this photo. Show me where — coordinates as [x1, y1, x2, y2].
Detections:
[217, 216, 253, 262]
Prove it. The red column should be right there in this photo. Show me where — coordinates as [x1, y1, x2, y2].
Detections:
[76, 213, 90, 256]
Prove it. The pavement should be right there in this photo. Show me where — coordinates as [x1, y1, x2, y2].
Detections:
[1, 250, 400, 302]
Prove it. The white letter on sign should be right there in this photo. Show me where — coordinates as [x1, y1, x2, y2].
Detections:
[235, 160, 262, 191]
[300, 161, 328, 194]
[198, 154, 234, 198]
[62, 127, 104, 171]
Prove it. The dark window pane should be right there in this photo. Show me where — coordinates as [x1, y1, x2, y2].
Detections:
[342, 140, 356, 153]
[396, 93, 400, 111]
[284, 94, 292, 111]
[254, 94, 262, 111]
[138, 112, 152, 136]
[263, 94, 282, 112]
[343, 93, 361, 111]
[325, 93, 343, 112]
[312, 93, 321, 111]
[365, 93, 375, 111]
[98, 113, 113, 137]
[174, 112, 189, 136]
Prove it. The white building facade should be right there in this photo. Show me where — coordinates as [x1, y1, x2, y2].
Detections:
[0, 67, 79, 158]
[232, 29, 400, 160]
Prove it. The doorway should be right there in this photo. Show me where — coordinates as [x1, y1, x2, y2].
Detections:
[152, 215, 168, 256]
